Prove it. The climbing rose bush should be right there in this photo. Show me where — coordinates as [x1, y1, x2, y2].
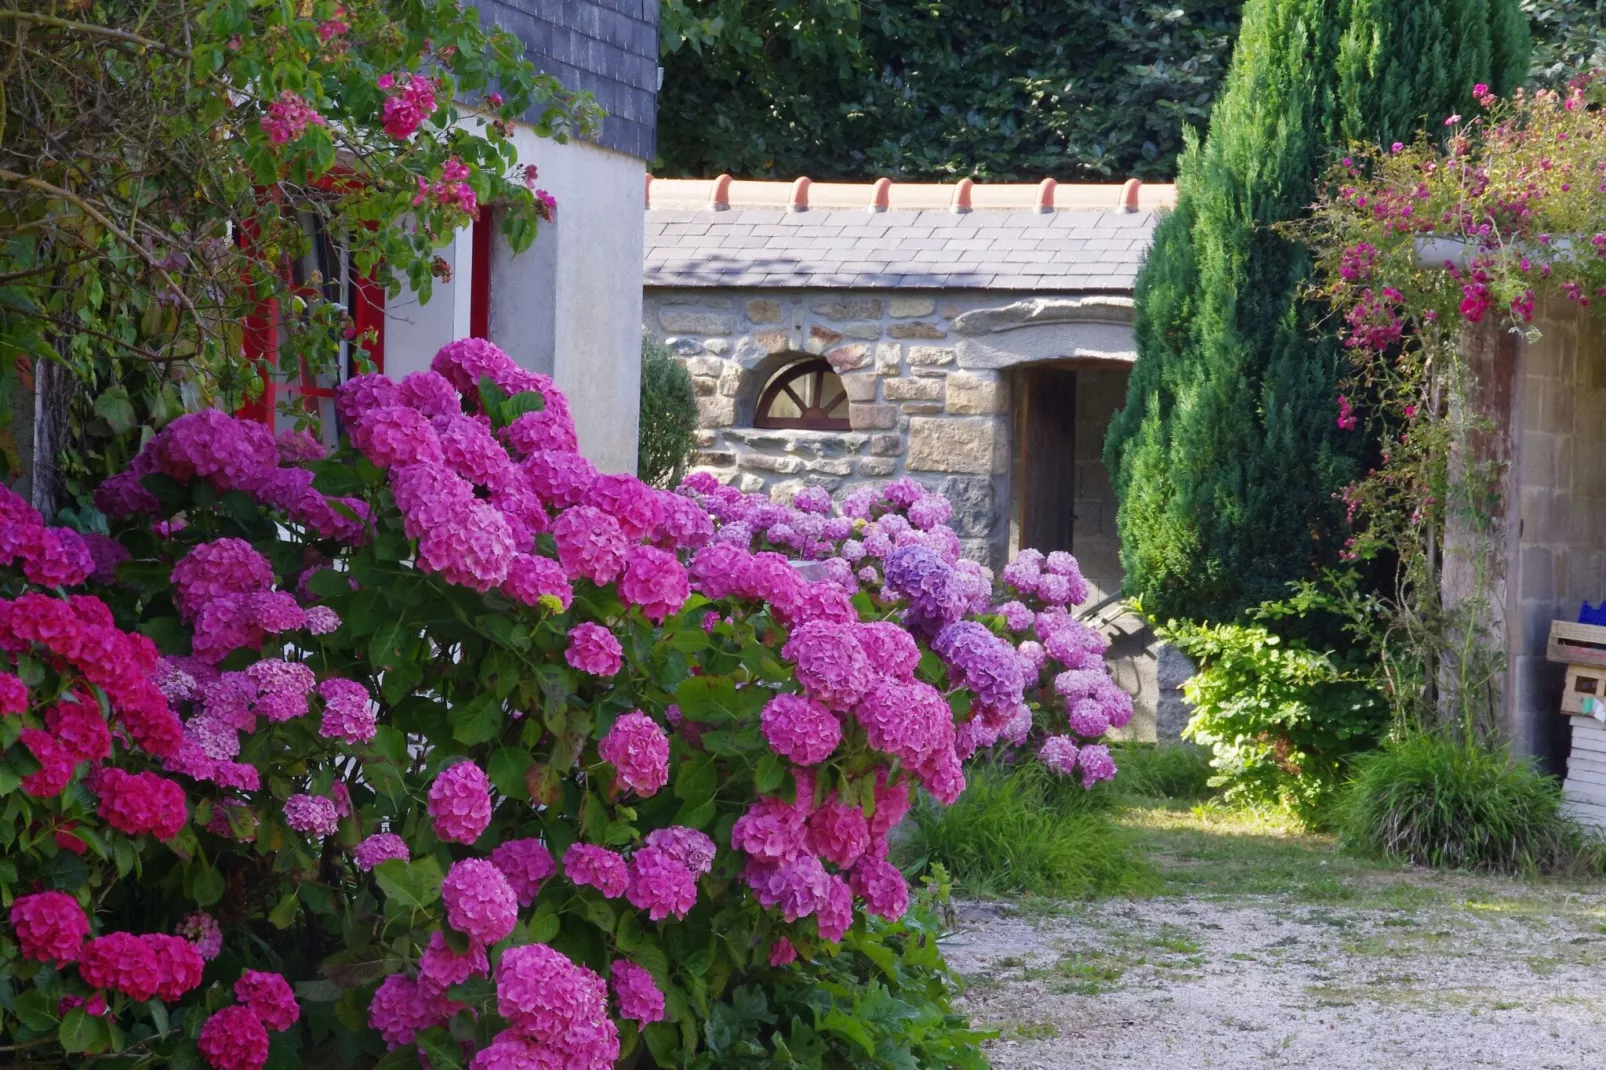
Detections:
[1, 337, 1127, 1067]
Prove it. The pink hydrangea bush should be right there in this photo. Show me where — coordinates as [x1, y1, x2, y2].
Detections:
[2, 335, 1124, 1067]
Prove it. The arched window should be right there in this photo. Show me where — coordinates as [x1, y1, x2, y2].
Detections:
[755, 358, 851, 430]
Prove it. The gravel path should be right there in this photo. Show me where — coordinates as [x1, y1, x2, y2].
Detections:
[944, 886, 1606, 1069]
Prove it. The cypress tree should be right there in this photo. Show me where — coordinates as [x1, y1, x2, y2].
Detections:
[1104, 0, 1529, 624]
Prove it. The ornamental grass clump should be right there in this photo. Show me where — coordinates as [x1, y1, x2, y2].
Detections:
[1, 336, 1131, 1068]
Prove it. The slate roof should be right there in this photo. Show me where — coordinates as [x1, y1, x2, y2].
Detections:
[643, 178, 1175, 291]
[479, 1, 658, 160]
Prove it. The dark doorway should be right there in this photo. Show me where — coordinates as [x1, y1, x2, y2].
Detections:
[1019, 366, 1078, 553]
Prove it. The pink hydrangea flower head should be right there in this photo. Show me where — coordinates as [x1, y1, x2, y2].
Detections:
[505, 406, 579, 455]
[1067, 697, 1111, 738]
[21, 526, 96, 587]
[78, 932, 162, 1001]
[524, 450, 597, 507]
[501, 553, 573, 610]
[177, 911, 224, 960]
[814, 874, 855, 943]
[335, 373, 402, 426]
[397, 370, 463, 417]
[97, 768, 188, 841]
[246, 658, 316, 721]
[494, 942, 610, 1043]
[551, 506, 628, 584]
[283, 793, 339, 838]
[618, 545, 691, 623]
[853, 621, 922, 680]
[0, 671, 27, 716]
[9, 891, 89, 966]
[760, 693, 842, 766]
[235, 969, 300, 1030]
[199, 1004, 270, 1070]
[731, 796, 809, 864]
[747, 853, 830, 921]
[47, 698, 111, 765]
[419, 929, 490, 997]
[565, 622, 623, 677]
[490, 837, 557, 906]
[768, 937, 798, 966]
[428, 759, 493, 844]
[625, 846, 698, 921]
[436, 413, 517, 488]
[599, 711, 670, 796]
[585, 473, 662, 541]
[781, 620, 871, 709]
[317, 677, 375, 743]
[354, 832, 410, 872]
[144, 933, 205, 1002]
[850, 858, 909, 921]
[442, 858, 518, 944]
[643, 825, 717, 877]
[170, 539, 275, 622]
[1077, 743, 1117, 788]
[381, 72, 437, 139]
[611, 960, 665, 1024]
[564, 843, 628, 898]
[807, 799, 871, 869]
[369, 973, 443, 1049]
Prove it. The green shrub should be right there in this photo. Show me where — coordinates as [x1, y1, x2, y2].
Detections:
[638, 335, 700, 488]
[1339, 733, 1605, 875]
[896, 762, 1154, 899]
[1104, 0, 1529, 624]
[1164, 621, 1388, 822]
[1107, 742, 1216, 802]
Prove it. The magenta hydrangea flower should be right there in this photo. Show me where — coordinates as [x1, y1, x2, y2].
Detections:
[97, 768, 188, 841]
[1067, 697, 1112, 739]
[1077, 743, 1117, 788]
[747, 853, 830, 921]
[442, 858, 518, 944]
[428, 760, 493, 844]
[731, 796, 809, 864]
[0, 671, 27, 716]
[551, 505, 627, 584]
[768, 937, 799, 966]
[564, 843, 628, 898]
[850, 857, 909, 921]
[806, 799, 871, 870]
[760, 693, 842, 766]
[369, 973, 444, 1049]
[235, 969, 300, 1031]
[1039, 735, 1080, 776]
[781, 620, 871, 709]
[354, 832, 410, 872]
[625, 846, 699, 922]
[524, 450, 597, 507]
[587, 473, 663, 541]
[565, 622, 623, 677]
[317, 677, 375, 743]
[494, 943, 613, 1054]
[598, 711, 669, 796]
[78, 932, 161, 1001]
[397, 370, 462, 417]
[419, 930, 490, 997]
[643, 826, 716, 877]
[144, 932, 206, 1002]
[177, 911, 224, 961]
[611, 960, 665, 1024]
[489, 837, 557, 906]
[283, 793, 339, 838]
[9, 891, 88, 966]
[618, 545, 691, 623]
[500, 552, 573, 610]
[198, 1004, 270, 1070]
[350, 405, 444, 469]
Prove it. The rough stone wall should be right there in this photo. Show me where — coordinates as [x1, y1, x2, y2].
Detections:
[644, 289, 1013, 564]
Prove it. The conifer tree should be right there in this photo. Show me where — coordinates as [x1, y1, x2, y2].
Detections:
[1104, 0, 1529, 623]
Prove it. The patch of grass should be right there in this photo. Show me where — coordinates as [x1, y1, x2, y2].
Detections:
[1338, 732, 1606, 876]
[899, 761, 1156, 898]
[1107, 741, 1216, 802]
[1022, 950, 1127, 995]
[1002, 1021, 1059, 1041]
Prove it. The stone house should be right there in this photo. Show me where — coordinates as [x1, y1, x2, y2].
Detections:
[642, 176, 1189, 739]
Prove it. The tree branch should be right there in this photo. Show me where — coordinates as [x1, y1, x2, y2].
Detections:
[0, 10, 183, 56]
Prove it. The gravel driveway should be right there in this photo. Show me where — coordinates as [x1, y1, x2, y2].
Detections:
[944, 884, 1606, 1069]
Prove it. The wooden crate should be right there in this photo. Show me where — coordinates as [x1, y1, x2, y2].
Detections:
[1565, 718, 1606, 830]
[1547, 620, 1606, 668]
[1561, 663, 1606, 716]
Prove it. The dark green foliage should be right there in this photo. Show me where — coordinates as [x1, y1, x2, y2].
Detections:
[896, 762, 1155, 898]
[1105, 0, 1529, 624]
[1339, 733, 1605, 874]
[1108, 741, 1217, 801]
[657, 1, 1244, 181]
[638, 336, 701, 488]
[1164, 620, 1389, 822]
[1525, 0, 1606, 84]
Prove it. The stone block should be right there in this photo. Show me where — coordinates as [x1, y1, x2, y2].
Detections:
[696, 450, 736, 468]
[705, 338, 731, 356]
[945, 372, 1004, 414]
[870, 434, 903, 456]
[806, 326, 844, 354]
[907, 346, 956, 367]
[839, 321, 884, 341]
[737, 473, 767, 493]
[804, 458, 854, 476]
[842, 374, 878, 403]
[884, 377, 944, 403]
[692, 377, 716, 397]
[849, 403, 898, 431]
[695, 430, 717, 448]
[937, 476, 995, 537]
[739, 453, 804, 475]
[940, 303, 961, 318]
[698, 396, 736, 427]
[755, 331, 790, 354]
[660, 310, 733, 335]
[888, 321, 947, 340]
[957, 539, 993, 566]
[875, 343, 903, 376]
[669, 337, 705, 356]
[825, 344, 871, 372]
[901, 402, 945, 415]
[889, 297, 936, 318]
[682, 356, 723, 377]
[911, 365, 949, 378]
[719, 365, 743, 397]
[747, 299, 784, 324]
[857, 457, 897, 477]
[811, 297, 885, 321]
[907, 417, 1005, 474]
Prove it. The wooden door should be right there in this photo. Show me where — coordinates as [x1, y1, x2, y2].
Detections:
[1020, 367, 1077, 553]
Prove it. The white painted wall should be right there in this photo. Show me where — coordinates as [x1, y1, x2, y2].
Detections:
[382, 128, 644, 475]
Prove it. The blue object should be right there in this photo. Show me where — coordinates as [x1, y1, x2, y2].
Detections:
[1581, 602, 1606, 627]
